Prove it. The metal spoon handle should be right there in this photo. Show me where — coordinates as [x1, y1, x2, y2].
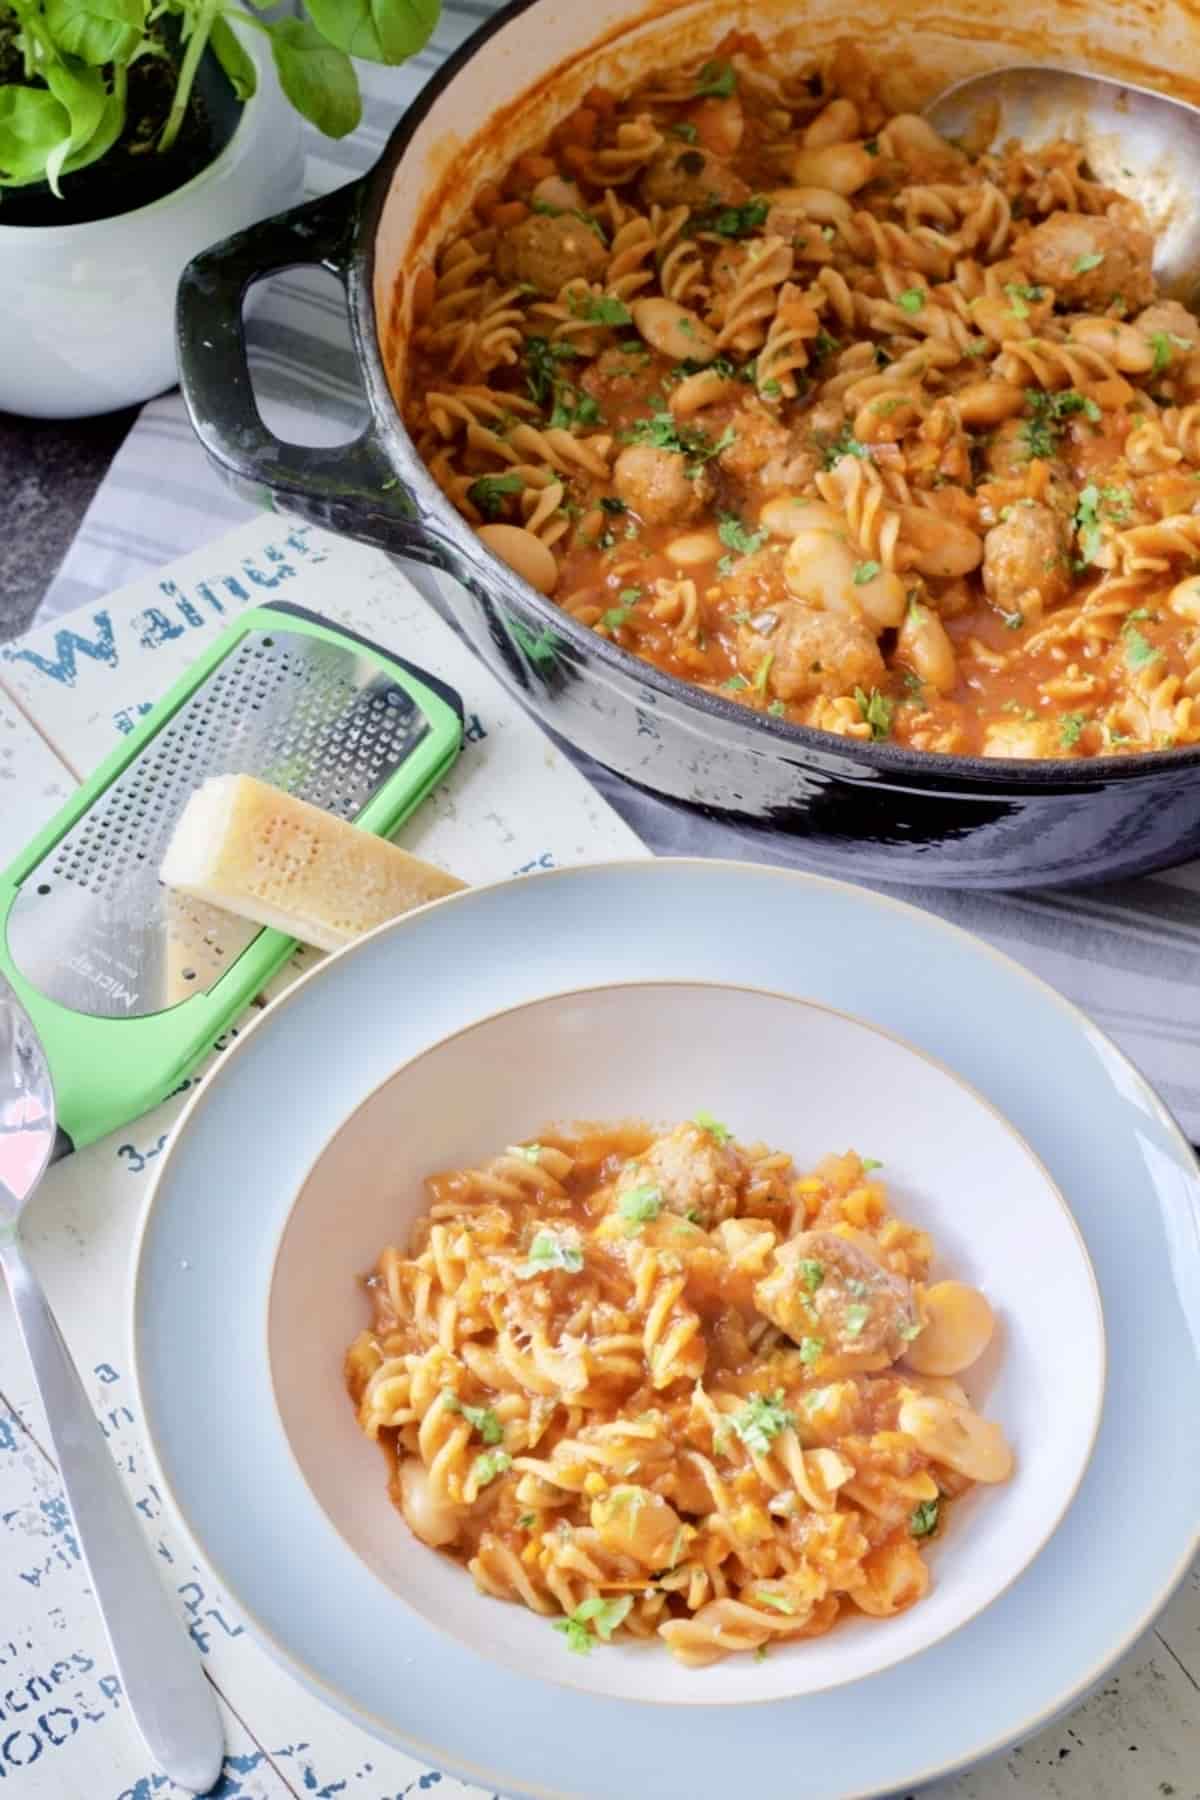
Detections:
[0, 1234, 224, 1794]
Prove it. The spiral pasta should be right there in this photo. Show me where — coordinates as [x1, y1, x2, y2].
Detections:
[402, 31, 1200, 759]
[346, 1120, 1010, 1665]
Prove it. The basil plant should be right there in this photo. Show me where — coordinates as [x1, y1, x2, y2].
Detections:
[0, 0, 441, 194]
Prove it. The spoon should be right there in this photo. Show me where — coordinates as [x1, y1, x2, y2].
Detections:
[0, 976, 225, 1794]
[924, 65, 1200, 306]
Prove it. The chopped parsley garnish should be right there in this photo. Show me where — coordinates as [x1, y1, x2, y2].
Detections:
[854, 686, 893, 740]
[819, 425, 869, 468]
[569, 291, 633, 327]
[550, 382, 601, 431]
[731, 1391, 796, 1456]
[1151, 331, 1174, 376]
[693, 198, 770, 239]
[519, 1512, 537, 1529]
[864, 136, 879, 155]
[753, 653, 774, 693]
[799, 1259, 825, 1295]
[897, 288, 925, 315]
[813, 331, 840, 361]
[798, 1336, 825, 1365]
[1021, 388, 1099, 460]
[466, 472, 524, 520]
[1074, 483, 1104, 567]
[717, 512, 768, 559]
[511, 1143, 542, 1163]
[861, 1156, 883, 1170]
[1059, 712, 1086, 748]
[694, 58, 736, 98]
[844, 1302, 872, 1336]
[768, 699, 786, 717]
[520, 1228, 584, 1277]
[669, 121, 699, 142]
[1073, 251, 1105, 273]
[964, 337, 989, 357]
[553, 1595, 634, 1653]
[603, 607, 631, 630]
[910, 1498, 940, 1538]
[1003, 282, 1044, 319]
[853, 559, 882, 585]
[443, 1393, 504, 1444]
[618, 1184, 663, 1233]
[1124, 624, 1161, 670]
[755, 1590, 798, 1614]
[694, 1109, 731, 1143]
[524, 334, 581, 407]
[621, 411, 732, 472]
[600, 497, 627, 516]
[723, 674, 749, 691]
[471, 1449, 512, 1488]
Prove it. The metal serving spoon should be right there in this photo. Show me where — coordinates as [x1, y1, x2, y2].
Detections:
[0, 976, 224, 1793]
[925, 65, 1200, 306]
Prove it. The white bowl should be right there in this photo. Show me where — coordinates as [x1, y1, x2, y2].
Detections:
[268, 979, 1105, 1707]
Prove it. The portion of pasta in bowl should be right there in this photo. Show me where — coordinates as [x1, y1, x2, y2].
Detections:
[269, 979, 1102, 1704]
[406, 31, 1200, 759]
[346, 1120, 1010, 1666]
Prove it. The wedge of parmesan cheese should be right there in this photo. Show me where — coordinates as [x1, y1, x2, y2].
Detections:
[160, 774, 465, 953]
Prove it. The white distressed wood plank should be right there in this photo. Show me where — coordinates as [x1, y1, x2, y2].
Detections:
[0, 691, 75, 869]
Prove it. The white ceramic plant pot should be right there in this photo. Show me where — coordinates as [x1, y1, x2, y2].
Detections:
[0, 19, 302, 419]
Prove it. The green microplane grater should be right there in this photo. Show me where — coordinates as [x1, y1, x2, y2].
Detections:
[0, 601, 463, 1156]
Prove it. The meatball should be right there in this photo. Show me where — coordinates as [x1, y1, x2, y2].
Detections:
[613, 444, 706, 525]
[716, 406, 818, 496]
[981, 422, 1075, 514]
[755, 1230, 920, 1364]
[1014, 210, 1154, 311]
[614, 1121, 746, 1227]
[982, 501, 1071, 615]
[735, 600, 885, 701]
[495, 211, 608, 297]
[985, 504, 1072, 615]
[641, 145, 748, 211]
[1135, 299, 1200, 351]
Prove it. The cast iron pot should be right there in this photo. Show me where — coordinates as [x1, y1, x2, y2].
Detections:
[175, 0, 1200, 890]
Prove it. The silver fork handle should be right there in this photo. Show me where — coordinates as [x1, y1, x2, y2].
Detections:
[0, 1233, 225, 1793]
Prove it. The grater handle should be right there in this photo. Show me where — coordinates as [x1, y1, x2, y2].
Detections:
[176, 183, 444, 563]
[0, 1233, 225, 1791]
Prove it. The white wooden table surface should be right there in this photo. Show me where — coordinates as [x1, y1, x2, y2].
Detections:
[0, 518, 1195, 1800]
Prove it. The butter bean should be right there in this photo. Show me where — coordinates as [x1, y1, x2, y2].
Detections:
[787, 142, 877, 196]
[479, 523, 559, 594]
[632, 297, 717, 363]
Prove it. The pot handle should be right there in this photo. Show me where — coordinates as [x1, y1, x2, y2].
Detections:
[176, 181, 437, 560]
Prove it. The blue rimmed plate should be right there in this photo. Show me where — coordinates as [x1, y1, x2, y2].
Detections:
[131, 861, 1200, 1800]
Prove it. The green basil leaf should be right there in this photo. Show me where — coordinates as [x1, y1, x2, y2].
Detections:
[304, 0, 440, 65]
[42, 58, 106, 196]
[268, 20, 362, 138]
[210, 14, 258, 104]
[0, 87, 70, 187]
[43, 0, 143, 66]
[61, 86, 126, 177]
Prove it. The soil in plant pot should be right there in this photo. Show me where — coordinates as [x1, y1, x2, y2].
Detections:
[0, 21, 243, 227]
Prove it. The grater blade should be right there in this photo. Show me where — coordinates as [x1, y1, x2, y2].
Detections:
[6, 627, 431, 1020]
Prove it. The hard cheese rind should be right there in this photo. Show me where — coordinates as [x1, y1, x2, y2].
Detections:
[160, 773, 466, 952]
